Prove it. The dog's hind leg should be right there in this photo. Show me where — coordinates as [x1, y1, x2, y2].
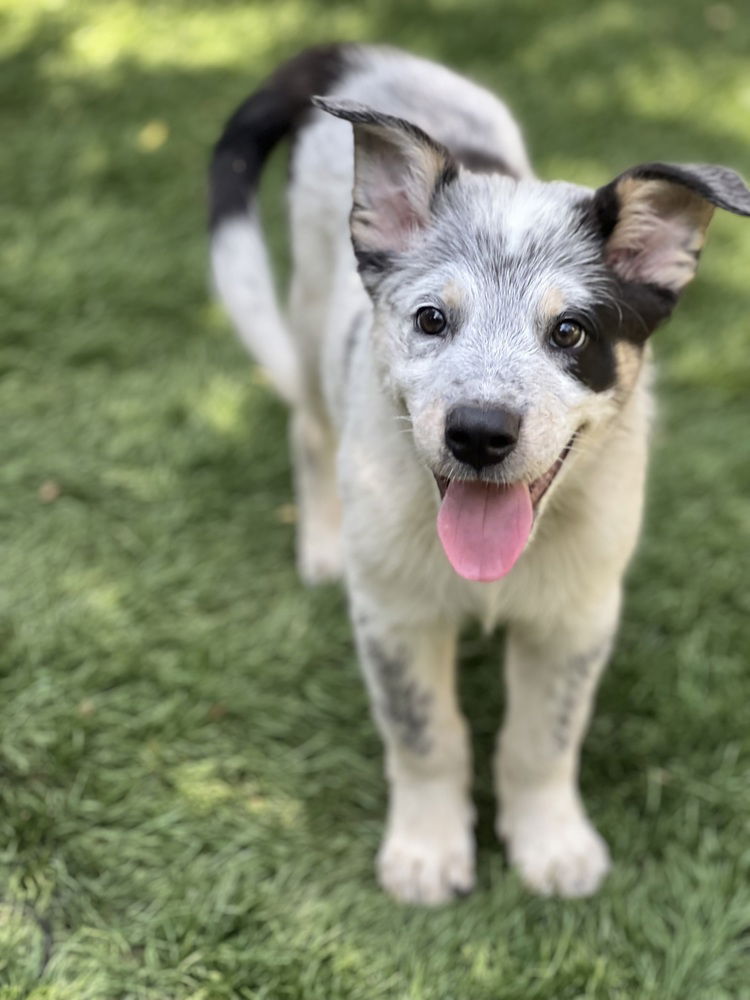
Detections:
[495, 586, 621, 898]
[287, 233, 343, 585]
[352, 607, 475, 904]
[289, 405, 342, 585]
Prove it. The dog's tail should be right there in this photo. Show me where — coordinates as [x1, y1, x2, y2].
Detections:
[208, 45, 349, 405]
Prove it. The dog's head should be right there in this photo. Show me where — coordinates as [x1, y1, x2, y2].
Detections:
[314, 98, 750, 581]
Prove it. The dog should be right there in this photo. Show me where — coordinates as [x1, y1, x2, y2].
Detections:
[208, 44, 750, 904]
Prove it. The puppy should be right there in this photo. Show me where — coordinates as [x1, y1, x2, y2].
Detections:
[209, 44, 750, 904]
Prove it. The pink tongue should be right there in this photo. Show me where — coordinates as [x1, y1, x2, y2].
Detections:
[437, 480, 533, 582]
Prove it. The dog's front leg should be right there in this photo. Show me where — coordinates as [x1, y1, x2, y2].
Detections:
[353, 607, 474, 904]
[496, 587, 621, 898]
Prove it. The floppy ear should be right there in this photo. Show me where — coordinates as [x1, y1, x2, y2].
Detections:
[592, 162, 750, 294]
[312, 97, 457, 267]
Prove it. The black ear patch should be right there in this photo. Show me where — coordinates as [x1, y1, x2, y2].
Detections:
[562, 280, 677, 393]
[569, 161, 750, 393]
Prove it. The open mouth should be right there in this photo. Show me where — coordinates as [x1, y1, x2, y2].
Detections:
[434, 433, 577, 508]
[528, 432, 578, 507]
[433, 432, 579, 584]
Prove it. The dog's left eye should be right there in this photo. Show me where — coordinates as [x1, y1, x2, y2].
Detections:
[415, 306, 447, 336]
[550, 320, 588, 350]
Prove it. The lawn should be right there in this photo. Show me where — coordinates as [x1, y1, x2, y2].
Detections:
[1, 0, 749, 997]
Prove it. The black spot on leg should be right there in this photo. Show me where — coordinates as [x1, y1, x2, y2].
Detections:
[365, 638, 432, 755]
[552, 640, 611, 750]
[352, 609, 370, 629]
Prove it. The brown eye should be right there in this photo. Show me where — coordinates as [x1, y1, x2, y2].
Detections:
[415, 306, 447, 336]
[550, 319, 587, 350]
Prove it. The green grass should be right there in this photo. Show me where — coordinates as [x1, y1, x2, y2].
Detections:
[1, 0, 750, 996]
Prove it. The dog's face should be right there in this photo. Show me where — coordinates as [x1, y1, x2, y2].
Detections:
[355, 174, 645, 494]
[315, 98, 750, 579]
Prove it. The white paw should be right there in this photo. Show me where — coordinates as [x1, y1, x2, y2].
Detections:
[499, 797, 611, 898]
[377, 781, 475, 905]
[377, 823, 475, 905]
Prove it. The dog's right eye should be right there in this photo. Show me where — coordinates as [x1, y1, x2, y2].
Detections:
[415, 306, 447, 336]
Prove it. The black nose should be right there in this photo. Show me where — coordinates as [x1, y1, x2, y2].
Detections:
[445, 405, 521, 471]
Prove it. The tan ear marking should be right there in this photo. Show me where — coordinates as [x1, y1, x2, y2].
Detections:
[606, 178, 714, 293]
